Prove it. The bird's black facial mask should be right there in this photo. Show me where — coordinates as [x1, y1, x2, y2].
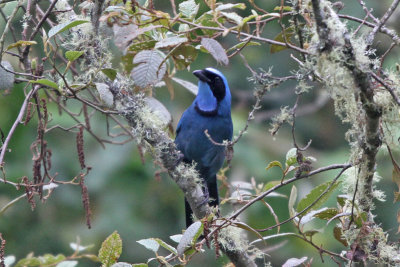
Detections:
[194, 69, 226, 102]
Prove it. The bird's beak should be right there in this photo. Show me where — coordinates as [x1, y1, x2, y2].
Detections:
[193, 70, 211, 83]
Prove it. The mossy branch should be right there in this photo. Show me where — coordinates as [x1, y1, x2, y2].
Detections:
[310, 0, 382, 215]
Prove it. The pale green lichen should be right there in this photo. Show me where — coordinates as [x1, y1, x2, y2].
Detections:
[269, 106, 293, 135]
[295, 79, 313, 94]
[340, 167, 386, 212]
[21, 13, 31, 32]
[218, 225, 264, 260]
[374, 69, 400, 149]
[339, 167, 399, 265]
[54, 0, 112, 85]
[342, 225, 400, 266]
[301, 0, 378, 164]
[174, 162, 201, 185]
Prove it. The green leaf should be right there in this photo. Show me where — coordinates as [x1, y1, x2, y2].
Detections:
[98, 231, 122, 267]
[155, 36, 188, 49]
[169, 234, 182, 243]
[201, 38, 228, 65]
[132, 264, 148, 267]
[179, 0, 199, 19]
[153, 238, 177, 255]
[39, 254, 66, 265]
[233, 221, 264, 241]
[195, 13, 220, 36]
[296, 180, 341, 216]
[65, 51, 84, 61]
[82, 254, 100, 262]
[15, 257, 41, 267]
[270, 27, 295, 54]
[273, 6, 293, 12]
[121, 53, 134, 73]
[250, 232, 298, 245]
[137, 238, 160, 253]
[242, 14, 257, 25]
[127, 40, 157, 52]
[131, 50, 166, 88]
[113, 24, 162, 50]
[304, 230, 319, 237]
[226, 41, 260, 53]
[171, 45, 198, 70]
[355, 212, 368, 227]
[282, 257, 308, 267]
[48, 20, 90, 39]
[313, 208, 338, 220]
[337, 194, 349, 207]
[215, 3, 246, 11]
[263, 180, 281, 192]
[30, 79, 59, 90]
[177, 221, 203, 256]
[104, 6, 126, 12]
[171, 77, 197, 95]
[266, 161, 283, 171]
[285, 148, 297, 166]
[288, 185, 297, 218]
[220, 11, 243, 25]
[4, 255, 16, 267]
[56, 261, 78, 267]
[110, 263, 132, 267]
[333, 227, 348, 246]
[7, 40, 37, 50]
[101, 68, 117, 81]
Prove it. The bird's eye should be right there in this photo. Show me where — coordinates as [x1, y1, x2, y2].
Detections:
[215, 77, 221, 81]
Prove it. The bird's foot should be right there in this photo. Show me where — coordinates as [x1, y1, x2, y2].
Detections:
[173, 151, 185, 167]
[197, 185, 210, 207]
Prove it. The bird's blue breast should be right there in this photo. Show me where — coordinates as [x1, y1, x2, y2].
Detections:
[175, 104, 233, 179]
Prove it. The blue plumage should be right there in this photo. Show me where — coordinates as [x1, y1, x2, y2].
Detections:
[175, 68, 233, 226]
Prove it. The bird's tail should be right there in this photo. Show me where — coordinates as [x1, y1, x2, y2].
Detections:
[185, 175, 219, 227]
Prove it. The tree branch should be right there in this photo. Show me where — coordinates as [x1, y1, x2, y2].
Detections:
[310, 0, 382, 215]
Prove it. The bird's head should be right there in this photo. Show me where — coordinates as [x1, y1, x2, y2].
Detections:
[192, 68, 231, 114]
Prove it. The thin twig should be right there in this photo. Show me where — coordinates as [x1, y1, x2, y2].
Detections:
[178, 18, 309, 55]
[256, 165, 350, 232]
[338, 14, 400, 44]
[0, 85, 40, 172]
[370, 71, 400, 106]
[0, 0, 24, 61]
[367, 0, 400, 44]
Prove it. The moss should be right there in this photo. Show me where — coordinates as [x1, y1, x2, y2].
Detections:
[54, 2, 113, 86]
[269, 106, 293, 135]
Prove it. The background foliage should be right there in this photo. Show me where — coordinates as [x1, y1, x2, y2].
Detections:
[0, 0, 400, 266]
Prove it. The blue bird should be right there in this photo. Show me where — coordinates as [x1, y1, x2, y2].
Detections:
[175, 68, 233, 227]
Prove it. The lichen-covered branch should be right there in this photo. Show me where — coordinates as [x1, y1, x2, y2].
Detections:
[366, 0, 400, 44]
[309, 0, 382, 215]
[91, 0, 105, 34]
[305, 0, 400, 264]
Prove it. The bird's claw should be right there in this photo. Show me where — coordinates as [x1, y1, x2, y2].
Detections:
[173, 152, 185, 167]
[197, 185, 210, 207]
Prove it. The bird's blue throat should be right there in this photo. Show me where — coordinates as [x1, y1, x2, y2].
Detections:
[194, 80, 218, 115]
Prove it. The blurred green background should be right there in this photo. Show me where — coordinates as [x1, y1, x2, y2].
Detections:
[0, 0, 399, 266]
